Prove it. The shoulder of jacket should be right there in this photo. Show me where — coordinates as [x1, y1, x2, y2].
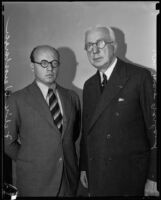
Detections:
[84, 73, 98, 87]
[67, 89, 80, 102]
[8, 84, 31, 99]
[124, 61, 152, 77]
[58, 85, 79, 101]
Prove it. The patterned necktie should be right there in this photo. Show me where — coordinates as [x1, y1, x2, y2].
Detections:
[48, 88, 63, 133]
[101, 73, 108, 92]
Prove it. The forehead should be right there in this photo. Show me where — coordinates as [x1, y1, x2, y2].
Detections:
[34, 47, 58, 61]
[85, 27, 111, 43]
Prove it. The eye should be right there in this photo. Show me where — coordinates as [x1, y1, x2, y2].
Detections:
[51, 60, 59, 66]
[41, 60, 48, 67]
[97, 40, 106, 48]
[85, 43, 93, 51]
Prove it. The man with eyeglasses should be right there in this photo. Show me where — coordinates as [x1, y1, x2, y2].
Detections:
[4, 45, 81, 197]
[79, 26, 159, 196]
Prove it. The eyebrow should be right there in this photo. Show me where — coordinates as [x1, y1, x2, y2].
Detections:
[86, 38, 107, 44]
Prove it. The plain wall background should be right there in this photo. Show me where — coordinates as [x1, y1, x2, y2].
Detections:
[3, 1, 158, 196]
[3, 2, 158, 98]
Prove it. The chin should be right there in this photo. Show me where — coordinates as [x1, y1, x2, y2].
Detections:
[47, 77, 56, 82]
[93, 63, 103, 69]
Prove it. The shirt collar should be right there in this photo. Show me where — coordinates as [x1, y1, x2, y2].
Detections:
[36, 80, 56, 99]
[100, 57, 117, 82]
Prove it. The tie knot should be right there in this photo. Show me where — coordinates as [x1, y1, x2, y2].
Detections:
[103, 73, 107, 81]
[48, 88, 54, 95]
[102, 73, 107, 86]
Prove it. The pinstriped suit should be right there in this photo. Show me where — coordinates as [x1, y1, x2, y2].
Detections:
[80, 58, 157, 196]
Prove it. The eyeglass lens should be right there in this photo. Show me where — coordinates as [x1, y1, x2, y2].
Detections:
[86, 40, 106, 52]
[41, 60, 59, 68]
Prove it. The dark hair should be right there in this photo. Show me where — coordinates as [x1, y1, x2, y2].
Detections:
[30, 47, 37, 63]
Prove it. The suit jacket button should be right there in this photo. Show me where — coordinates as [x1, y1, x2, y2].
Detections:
[89, 157, 93, 161]
[59, 157, 63, 162]
[115, 112, 120, 116]
[108, 157, 112, 161]
[106, 134, 111, 139]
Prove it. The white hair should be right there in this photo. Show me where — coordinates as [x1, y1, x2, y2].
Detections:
[85, 25, 116, 42]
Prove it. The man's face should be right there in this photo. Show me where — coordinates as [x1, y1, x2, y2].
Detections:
[32, 47, 59, 86]
[85, 27, 116, 72]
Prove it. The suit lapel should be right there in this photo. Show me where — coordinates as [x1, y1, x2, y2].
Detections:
[26, 82, 72, 137]
[56, 85, 71, 138]
[87, 59, 129, 134]
[26, 81, 59, 133]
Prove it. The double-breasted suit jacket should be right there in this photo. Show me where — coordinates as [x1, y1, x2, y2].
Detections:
[4, 81, 81, 196]
[80, 58, 157, 196]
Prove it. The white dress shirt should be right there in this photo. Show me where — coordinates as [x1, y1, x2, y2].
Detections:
[36, 81, 63, 116]
[100, 57, 117, 83]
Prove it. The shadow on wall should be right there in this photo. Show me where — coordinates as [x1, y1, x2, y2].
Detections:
[57, 47, 83, 106]
[57, 47, 87, 196]
[111, 27, 156, 78]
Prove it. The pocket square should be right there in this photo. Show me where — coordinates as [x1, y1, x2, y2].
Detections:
[118, 98, 125, 102]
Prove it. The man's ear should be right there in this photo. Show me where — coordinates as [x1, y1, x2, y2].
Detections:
[113, 42, 118, 54]
[30, 63, 34, 72]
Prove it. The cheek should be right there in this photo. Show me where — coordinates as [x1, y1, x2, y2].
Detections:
[87, 54, 92, 62]
[88, 53, 94, 60]
[35, 68, 45, 78]
[103, 49, 112, 60]
[107, 46, 114, 57]
[53, 68, 59, 76]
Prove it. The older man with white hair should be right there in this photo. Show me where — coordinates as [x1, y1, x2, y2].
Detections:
[79, 26, 159, 196]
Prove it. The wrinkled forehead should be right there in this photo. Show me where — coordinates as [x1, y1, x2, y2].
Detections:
[85, 27, 111, 43]
[34, 47, 59, 61]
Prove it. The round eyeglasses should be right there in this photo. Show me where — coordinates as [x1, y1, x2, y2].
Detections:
[85, 40, 113, 52]
[33, 59, 59, 68]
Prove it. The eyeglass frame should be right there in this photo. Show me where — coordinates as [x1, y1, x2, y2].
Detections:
[84, 39, 114, 52]
[33, 59, 60, 69]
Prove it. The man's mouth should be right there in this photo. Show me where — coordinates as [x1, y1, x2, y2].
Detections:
[46, 74, 54, 77]
[93, 57, 102, 61]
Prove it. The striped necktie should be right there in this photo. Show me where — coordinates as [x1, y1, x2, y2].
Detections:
[48, 88, 63, 133]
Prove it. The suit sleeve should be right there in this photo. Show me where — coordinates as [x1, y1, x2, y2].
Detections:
[140, 70, 157, 181]
[4, 94, 20, 161]
[79, 84, 88, 171]
[73, 92, 81, 143]
[79, 128, 88, 171]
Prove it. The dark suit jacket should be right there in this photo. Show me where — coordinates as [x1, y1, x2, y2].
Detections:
[4, 81, 81, 197]
[80, 58, 157, 196]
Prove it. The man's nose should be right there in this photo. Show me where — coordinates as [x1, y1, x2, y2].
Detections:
[92, 44, 99, 54]
[46, 63, 53, 70]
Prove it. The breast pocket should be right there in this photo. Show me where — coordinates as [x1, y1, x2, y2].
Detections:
[116, 97, 141, 123]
